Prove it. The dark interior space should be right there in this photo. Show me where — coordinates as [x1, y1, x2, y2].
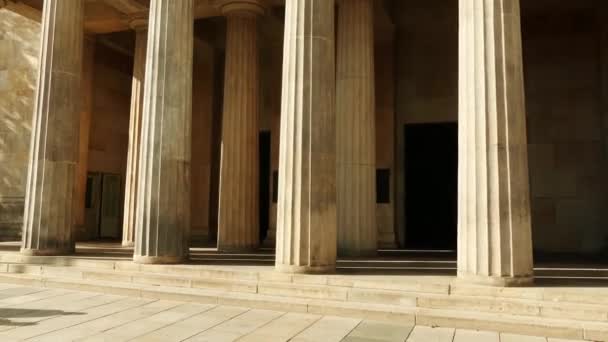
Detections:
[259, 131, 271, 243]
[404, 123, 458, 250]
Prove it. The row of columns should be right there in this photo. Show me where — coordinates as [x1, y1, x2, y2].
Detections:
[21, 0, 533, 285]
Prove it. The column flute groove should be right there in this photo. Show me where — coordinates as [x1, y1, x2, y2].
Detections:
[21, 0, 84, 256]
[122, 15, 148, 247]
[134, 0, 193, 264]
[336, 0, 377, 256]
[216, 1, 264, 252]
[457, 0, 533, 286]
[276, 0, 337, 273]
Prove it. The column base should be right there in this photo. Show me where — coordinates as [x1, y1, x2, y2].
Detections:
[275, 263, 336, 274]
[20, 246, 75, 256]
[121, 241, 134, 248]
[456, 272, 534, 287]
[133, 255, 188, 264]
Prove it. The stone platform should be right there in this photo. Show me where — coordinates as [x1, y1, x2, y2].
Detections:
[0, 243, 607, 341]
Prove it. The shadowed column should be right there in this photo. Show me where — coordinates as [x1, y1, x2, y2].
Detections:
[336, 0, 377, 257]
[21, 0, 84, 256]
[457, 0, 534, 286]
[216, 0, 264, 252]
[275, 0, 337, 273]
[122, 15, 148, 247]
[134, 0, 193, 264]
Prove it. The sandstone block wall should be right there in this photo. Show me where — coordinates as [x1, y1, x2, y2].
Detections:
[0, 10, 39, 241]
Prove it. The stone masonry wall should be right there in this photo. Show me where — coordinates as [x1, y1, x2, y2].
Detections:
[0, 10, 39, 241]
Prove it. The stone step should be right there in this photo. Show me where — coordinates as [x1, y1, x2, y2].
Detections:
[3, 262, 608, 325]
[0, 272, 605, 341]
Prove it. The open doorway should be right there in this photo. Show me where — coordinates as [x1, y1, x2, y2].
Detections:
[404, 123, 457, 250]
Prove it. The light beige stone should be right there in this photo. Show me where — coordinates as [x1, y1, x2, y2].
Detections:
[21, 0, 84, 256]
[217, 1, 263, 252]
[134, 0, 193, 264]
[121, 16, 147, 247]
[457, 0, 533, 285]
[407, 326, 455, 342]
[275, 0, 337, 274]
[336, 0, 377, 257]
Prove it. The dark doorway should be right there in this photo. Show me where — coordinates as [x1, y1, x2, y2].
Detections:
[259, 131, 271, 243]
[404, 123, 457, 250]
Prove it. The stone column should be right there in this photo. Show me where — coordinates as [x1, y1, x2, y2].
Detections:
[216, 0, 264, 252]
[73, 36, 95, 241]
[276, 0, 337, 273]
[134, 0, 193, 264]
[457, 0, 533, 285]
[21, 0, 83, 256]
[336, 0, 377, 256]
[122, 15, 148, 247]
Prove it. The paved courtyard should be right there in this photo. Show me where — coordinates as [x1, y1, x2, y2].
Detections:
[0, 284, 584, 342]
[0, 283, 586, 342]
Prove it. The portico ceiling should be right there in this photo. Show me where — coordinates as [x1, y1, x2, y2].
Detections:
[5, 0, 285, 33]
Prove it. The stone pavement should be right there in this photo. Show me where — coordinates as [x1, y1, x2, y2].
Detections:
[0, 283, 587, 342]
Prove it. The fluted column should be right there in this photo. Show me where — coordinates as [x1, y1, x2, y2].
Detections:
[21, 0, 83, 256]
[457, 0, 533, 285]
[276, 0, 336, 273]
[134, 0, 193, 264]
[336, 0, 376, 256]
[122, 15, 148, 247]
[216, 1, 264, 252]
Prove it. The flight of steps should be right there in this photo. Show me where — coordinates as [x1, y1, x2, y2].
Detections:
[0, 254, 606, 341]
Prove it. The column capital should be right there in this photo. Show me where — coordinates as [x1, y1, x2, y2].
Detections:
[214, 0, 267, 17]
[128, 12, 148, 31]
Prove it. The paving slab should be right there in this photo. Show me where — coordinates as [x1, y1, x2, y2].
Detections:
[501, 333, 547, 342]
[238, 312, 321, 342]
[130, 305, 246, 342]
[79, 302, 213, 341]
[10, 297, 153, 341]
[30, 300, 179, 341]
[343, 320, 414, 342]
[453, 329, 499, 342]
[184, 308, 284, 341]
[290, 316, 361, 342]
[406, 325, 455, 342]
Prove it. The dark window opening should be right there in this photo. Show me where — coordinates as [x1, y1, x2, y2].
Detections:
[376, 169, 391, 203]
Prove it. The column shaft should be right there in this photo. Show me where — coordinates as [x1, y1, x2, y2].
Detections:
[73, 37, 95, 240]
[122, 27, 147, 247]
[21, 0, 84, 256]
[457, 0, 533, 285]
[336, 0, 377, 256]
[276, 0, 337, 273]
[217, 15, 260, 251]
[134, 0, 193, 264]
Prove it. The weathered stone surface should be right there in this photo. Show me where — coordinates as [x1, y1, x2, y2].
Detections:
[134, 0, 193, 264]
[336, 0, 377, 257]
[217, 1, 262, 252]
[0, 10, 39, 241]
[21, 0, 84, 256]
[457, 0, 533, 285]
[275, 0, 337, 273]
[122, 20, 147, 247]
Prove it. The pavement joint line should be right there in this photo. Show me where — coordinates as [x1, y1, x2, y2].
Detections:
[18, 297, 158, 340]
[123, 302, 218, 341]
[181, 307, 253, 341]
[90, 300, 184, 335]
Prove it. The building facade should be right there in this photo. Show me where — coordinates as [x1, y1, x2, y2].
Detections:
[0, 0, 607, 285]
